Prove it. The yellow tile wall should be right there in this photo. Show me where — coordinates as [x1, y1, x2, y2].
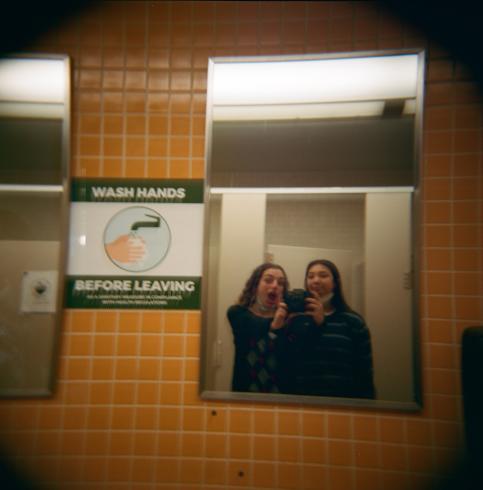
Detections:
[0, 1, 482, 489]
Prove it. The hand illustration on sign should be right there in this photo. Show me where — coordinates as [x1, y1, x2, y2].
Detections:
[105, 234, 146, 264]
[103, 207, 171, 273]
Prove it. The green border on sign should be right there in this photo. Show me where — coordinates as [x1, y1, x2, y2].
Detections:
[65, 275, 201, 310]
[71, 178, 204, 204]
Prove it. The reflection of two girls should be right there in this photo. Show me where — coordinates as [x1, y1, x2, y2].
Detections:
[227, 260, 376, 398]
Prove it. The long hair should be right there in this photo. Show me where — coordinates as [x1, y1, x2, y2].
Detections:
[238, 262, 288, 308]
[304, 259, 355, 314]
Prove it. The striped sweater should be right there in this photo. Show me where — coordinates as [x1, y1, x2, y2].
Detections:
[281, 310, 376, 398]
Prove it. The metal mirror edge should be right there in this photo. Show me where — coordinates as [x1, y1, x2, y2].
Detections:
[0, 53, 71, 397]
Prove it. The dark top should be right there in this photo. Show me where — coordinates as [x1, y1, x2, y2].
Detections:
[283, 310, 376, 399]
[227, 304, 286, 393]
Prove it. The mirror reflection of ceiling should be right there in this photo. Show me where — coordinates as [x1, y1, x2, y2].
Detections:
[210, 53, 419, 188]
[212, 118, 414, 187]
[0, 58, 66, 185]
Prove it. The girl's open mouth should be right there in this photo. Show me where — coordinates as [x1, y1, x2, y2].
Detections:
[267, 292, 278, 304]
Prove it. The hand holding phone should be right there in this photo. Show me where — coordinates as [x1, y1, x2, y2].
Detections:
[305, 292, 333, 326]
[270, 301, 288, 331]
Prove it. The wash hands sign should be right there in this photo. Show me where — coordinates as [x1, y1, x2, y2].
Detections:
[66, 178, 204, 310]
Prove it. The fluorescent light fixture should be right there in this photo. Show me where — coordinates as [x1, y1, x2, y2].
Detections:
[210, 186, 414, 194]
[403, 99, 416, 115]
[0, 58, 66, 103]
[212, 54, 419, 106]
[213, 101, 386, 121]
[0, 184, 63, 193]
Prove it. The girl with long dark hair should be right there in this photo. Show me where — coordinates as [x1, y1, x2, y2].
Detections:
[286, 259, 375, 398]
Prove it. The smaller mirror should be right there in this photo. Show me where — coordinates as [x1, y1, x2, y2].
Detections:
[0, 54, 70, 396]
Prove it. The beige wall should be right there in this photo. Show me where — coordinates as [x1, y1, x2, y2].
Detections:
[210, 193, 266, 391]
[365, 193, 413, 402]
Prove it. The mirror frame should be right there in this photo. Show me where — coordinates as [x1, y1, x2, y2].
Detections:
[200, 49, 425, 411]
[0, 53, 71, 397]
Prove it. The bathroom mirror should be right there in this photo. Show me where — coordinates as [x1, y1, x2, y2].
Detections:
[200, 50, 425, 410]
[0, 54, 70, 396]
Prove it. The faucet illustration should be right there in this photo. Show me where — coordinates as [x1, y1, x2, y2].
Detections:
[130, 214, 161, 231]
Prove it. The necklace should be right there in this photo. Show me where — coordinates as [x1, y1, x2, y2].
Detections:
[251, 296, 275, 316]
